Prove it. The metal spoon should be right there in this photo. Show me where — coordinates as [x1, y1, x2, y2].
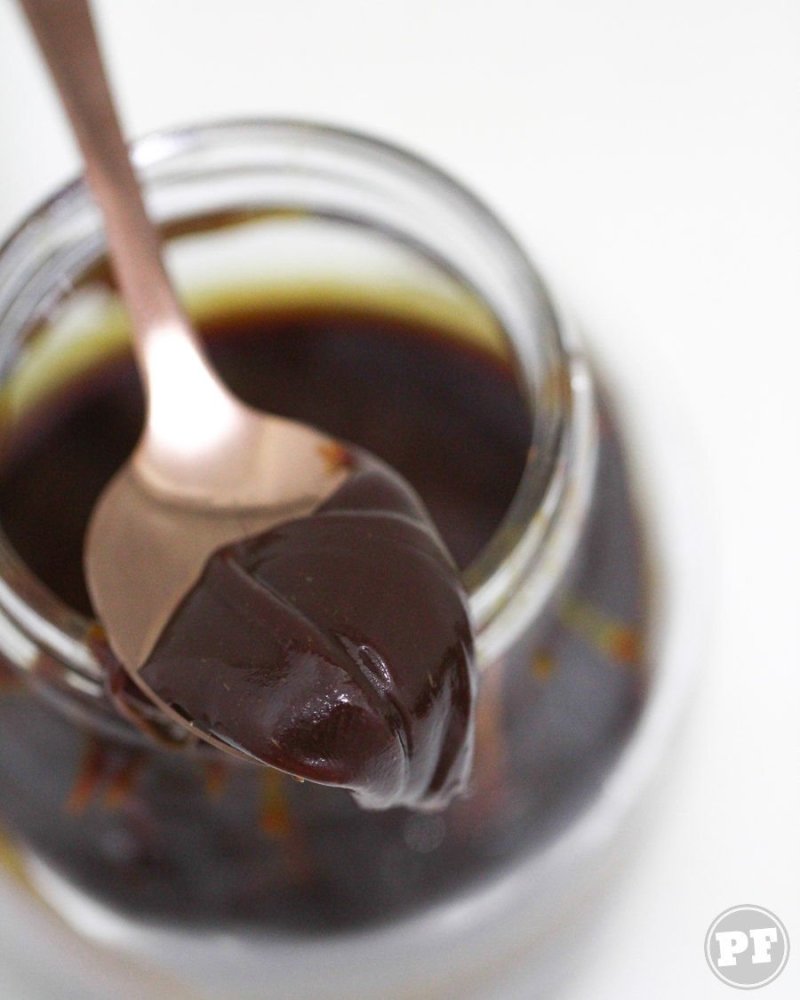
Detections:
[20, 0, 348, 751]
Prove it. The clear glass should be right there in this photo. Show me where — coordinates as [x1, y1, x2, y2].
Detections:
[0, 122, 620, 980]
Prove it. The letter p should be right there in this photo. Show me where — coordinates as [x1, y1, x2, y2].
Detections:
[716, 930, 749, 967]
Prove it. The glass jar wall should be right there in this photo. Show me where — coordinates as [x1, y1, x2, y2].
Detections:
[0, 123, 645, 969]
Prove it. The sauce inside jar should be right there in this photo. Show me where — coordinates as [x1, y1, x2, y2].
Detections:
[0, 300, 529, 615]
[0, 288, 645, 933]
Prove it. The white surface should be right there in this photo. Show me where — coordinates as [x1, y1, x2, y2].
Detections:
[1, 1, 799, 997]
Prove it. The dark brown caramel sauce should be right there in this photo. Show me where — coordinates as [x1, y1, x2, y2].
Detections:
[0, 303, 529, 809]
[0, 300, 648, 934]
[140, 452, 475, 810]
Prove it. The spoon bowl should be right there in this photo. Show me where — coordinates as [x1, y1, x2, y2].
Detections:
[87, 418, 348, 687]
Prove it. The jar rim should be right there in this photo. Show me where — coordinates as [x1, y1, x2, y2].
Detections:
[0, 117, 596, 708]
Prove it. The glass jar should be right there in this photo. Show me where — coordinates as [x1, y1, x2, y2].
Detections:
[0, 121, 647, 996]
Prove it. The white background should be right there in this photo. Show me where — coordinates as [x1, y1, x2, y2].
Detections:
[0, 1, 799, 997]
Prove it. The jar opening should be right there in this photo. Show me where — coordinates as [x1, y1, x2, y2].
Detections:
[0, 119, 593, 714]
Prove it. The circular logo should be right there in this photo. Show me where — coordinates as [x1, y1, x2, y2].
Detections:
[705, 905, 790, 989]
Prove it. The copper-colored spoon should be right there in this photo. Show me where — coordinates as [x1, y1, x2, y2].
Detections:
[20, 0, 347, 749]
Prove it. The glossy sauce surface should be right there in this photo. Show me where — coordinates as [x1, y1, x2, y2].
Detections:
[141, 452, 475, 810]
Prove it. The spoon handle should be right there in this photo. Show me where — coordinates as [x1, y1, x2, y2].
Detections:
[18, 0, 231, 421]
